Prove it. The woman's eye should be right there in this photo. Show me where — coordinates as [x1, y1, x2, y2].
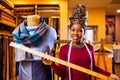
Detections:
[71, 29, 83, 32]
[71, 29, 75, 31]
[78, 30, 82, 32]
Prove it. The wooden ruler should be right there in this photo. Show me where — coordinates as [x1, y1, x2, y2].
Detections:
[9, 42, 114, 80]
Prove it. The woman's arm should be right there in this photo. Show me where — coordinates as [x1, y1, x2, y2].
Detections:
[91, 45, 119, 79]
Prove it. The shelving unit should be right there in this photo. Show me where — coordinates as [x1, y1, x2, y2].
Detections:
[0, 0, 16, 80]
[0, 0, 16, 28]
[14, 4, 60, 38]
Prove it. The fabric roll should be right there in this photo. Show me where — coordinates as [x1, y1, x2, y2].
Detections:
[0, 35, 3, 79]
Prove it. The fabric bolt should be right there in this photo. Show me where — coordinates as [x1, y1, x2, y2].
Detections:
[0, 36, 3, 79]
[51, 43, 111, 80]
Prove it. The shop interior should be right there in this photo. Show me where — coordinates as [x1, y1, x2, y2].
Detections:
[0, 0, 120, 80]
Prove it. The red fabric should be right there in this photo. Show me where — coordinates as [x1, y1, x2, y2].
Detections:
[51, 43, 111, 80]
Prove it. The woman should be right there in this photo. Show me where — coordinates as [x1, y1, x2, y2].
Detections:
[43, 4, 119, 80]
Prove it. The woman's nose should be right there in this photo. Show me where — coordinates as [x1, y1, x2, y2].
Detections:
[74, 30, 78, 34]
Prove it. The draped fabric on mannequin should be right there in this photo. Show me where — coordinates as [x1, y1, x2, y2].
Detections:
[13, 15, 57, 80]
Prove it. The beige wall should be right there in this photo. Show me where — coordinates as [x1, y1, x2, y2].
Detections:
[69, 7, 106, 41]
[88, 8, 106, 40]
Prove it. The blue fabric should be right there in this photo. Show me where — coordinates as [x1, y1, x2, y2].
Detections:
[12, 21, 48, 46]
[15, 26, 57, 61]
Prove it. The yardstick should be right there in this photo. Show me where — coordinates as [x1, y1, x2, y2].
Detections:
[9, 42, 115, 80]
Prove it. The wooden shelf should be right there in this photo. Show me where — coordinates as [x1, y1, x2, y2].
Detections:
[0, 9, 16, 28]
[0, 20, 16, 28]
[0, 0, 14, 10]
[0, 9, 15, 18]
[0, 32, 12, 36]
[14, 4, 60, 17]
[0, 1, 16, 80]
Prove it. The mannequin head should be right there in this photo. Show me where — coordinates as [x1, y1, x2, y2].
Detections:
[27, 15, 40, 27]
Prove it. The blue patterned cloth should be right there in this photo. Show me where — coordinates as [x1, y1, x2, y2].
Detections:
[13, 21, 57, 61]
[12, 21, 48, 46]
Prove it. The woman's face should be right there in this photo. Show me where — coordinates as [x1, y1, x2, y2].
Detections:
[70, 24, 84, 44]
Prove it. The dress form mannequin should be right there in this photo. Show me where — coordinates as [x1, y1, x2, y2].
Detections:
[27, 15, 40, 27]
[13, 15, 57, 80]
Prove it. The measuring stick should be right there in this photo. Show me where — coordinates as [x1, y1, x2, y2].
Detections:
[9, 42, 114, 80]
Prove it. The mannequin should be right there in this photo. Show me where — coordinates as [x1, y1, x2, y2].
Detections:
[27, 15, 40, 27]
[12, 15, 57, 80]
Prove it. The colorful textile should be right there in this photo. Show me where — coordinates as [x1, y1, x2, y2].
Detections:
[12, 21, 48, 46]
[15, 23, 57, 61]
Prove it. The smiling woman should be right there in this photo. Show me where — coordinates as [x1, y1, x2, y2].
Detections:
[42, 4, 119, 80]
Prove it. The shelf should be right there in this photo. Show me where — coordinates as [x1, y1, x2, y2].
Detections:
[0, 9, 15, 18]
[0, 0, 14, 10]
[14, 4, 35, 16]
[0, 20, 16, 28]
[0, 9, 16, 28]
[14, 4, 60, 17]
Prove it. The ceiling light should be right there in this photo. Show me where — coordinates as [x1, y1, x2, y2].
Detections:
[116, 9, 120, 13]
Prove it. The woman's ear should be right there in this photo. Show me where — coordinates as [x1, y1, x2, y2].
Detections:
[81, 28, 86, 42]
[82, 28, 85, 36]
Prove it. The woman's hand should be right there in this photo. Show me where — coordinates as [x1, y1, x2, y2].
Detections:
[42, 52, 53, 65]
[42, 58, 53, 65]
[110, 74, 119, 80]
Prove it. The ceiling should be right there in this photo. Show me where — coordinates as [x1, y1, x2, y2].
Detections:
[68, 0, 120, 15]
